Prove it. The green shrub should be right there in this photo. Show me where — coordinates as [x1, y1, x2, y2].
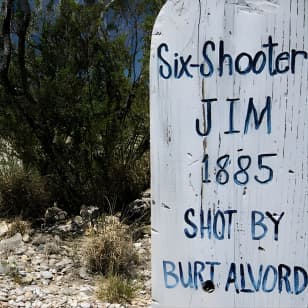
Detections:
[0, 167, 50, 219]
[0, 0, 161, 214]
[97, 275, 137, 304]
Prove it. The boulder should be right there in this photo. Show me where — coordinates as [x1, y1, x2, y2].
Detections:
[44, 206, 68, 225]
[123, 190, 151, 224]
[73, 216, 84, 227]
[80, 206, 99, 224]
[0, 233, 22, 253]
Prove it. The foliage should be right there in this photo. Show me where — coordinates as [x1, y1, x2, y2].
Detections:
[83, 216, 138, 277]
[0, 0, 164, 213]
[0, 166, 50, 219]
[97, 274, 137, 304]
[7, 218, 30, 237]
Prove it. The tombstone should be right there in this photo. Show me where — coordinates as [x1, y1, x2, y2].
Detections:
[150, 1, 308, 307]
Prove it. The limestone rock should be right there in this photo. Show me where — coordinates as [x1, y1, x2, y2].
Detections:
[124, 193, 151, 225]
[0, 262, 10, 275]
[40, 271, 53, 280]
[45, 206, 68, 225]
[0, 233, 22, 252]
[79, 267, 90, 280]
[22, 234, 31, 243]
[80, 206, 99, 223]
[73, 215, 84, 227]
[0, 217, 151, 308]
[0, 221, 9, 238]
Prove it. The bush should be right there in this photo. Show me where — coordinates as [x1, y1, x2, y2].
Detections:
[97, 275, 137, 304]
[0, 1, 158, 214]
[7, 218, 30, 237]
[83, 216, 138, 277]
[0, 166, 50, 219]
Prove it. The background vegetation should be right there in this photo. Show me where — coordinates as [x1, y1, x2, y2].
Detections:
[0, 0, 164, 217]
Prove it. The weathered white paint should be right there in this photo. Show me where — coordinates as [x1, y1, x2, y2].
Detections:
[150, 0, 308, 307]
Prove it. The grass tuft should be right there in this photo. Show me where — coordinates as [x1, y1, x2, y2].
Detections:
[7, 218, 30, 237]
[97, 275, 137, 304]
[83, 216, 139, 277]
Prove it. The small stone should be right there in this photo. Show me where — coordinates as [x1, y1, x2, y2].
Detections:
[16, 295, 25, 303]
[32, 257, 41, 265]
[19, 270, 27, 277]
[40, 271, 53, 279]
[80, 303, 91, 308]
[134, 242, 142, 249]
[67, 299, 78, 307]
[22, 233, 31, 243]
[138, 248, 146, 254]
[25, 302, 31, 308]
[22, 275, 34, 285]
[45, 206, 68, 225]
[79, 285, 93, 294]
[21, 254, 30, 263]
[80, 206, 99, 223]
[32, 234, 46, 246]
[0, 261, 10, 275]
[15, 245, 27, 255]
[48, 258, 56, 267]
[32, 300, 43, 308]
[0, 232, 22, 252]
[0, 221, 9, 237]
[74, 215, 84, 226]
[79, 267, 90, 280]
[39, 264, 49, 271]
[0, 294, 8, 302]
[56, 222, 73, 232]
[7, 255, 16, 263]
[144, 279, 151, 290]
[37, 244, 45, 251]
[24, 291, 33, 300]
[54, 235, 61, 244]
[142, 189, 151, 199]
[55, 258, 72, 270]
[42, 279, 50, 285]
[61, 265, 73, 273]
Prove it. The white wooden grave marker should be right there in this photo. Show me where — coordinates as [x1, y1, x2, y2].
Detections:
[150, 0, 308, 307]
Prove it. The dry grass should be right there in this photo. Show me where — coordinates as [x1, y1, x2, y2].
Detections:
[83, 216, 139, 278]
[7, 218, 30, 237]
[0, 167, 50, 219]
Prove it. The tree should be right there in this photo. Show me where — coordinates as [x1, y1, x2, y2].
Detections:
[0, 0, 164, 214]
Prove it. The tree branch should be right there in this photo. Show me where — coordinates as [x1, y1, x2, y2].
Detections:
[16, 0, 31, 92]
[0, 0, 14, 91]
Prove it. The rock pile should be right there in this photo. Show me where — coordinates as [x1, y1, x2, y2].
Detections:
[0, 196, 151, 307]
[123, 190, 151, 225]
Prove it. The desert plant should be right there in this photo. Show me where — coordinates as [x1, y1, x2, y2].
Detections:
[83, 217, 138, 277]
[7, 218, 30, 237]
[97, 275, 137, 304]
[0, 166, 50, 219]
[0, 140, 22, 178]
